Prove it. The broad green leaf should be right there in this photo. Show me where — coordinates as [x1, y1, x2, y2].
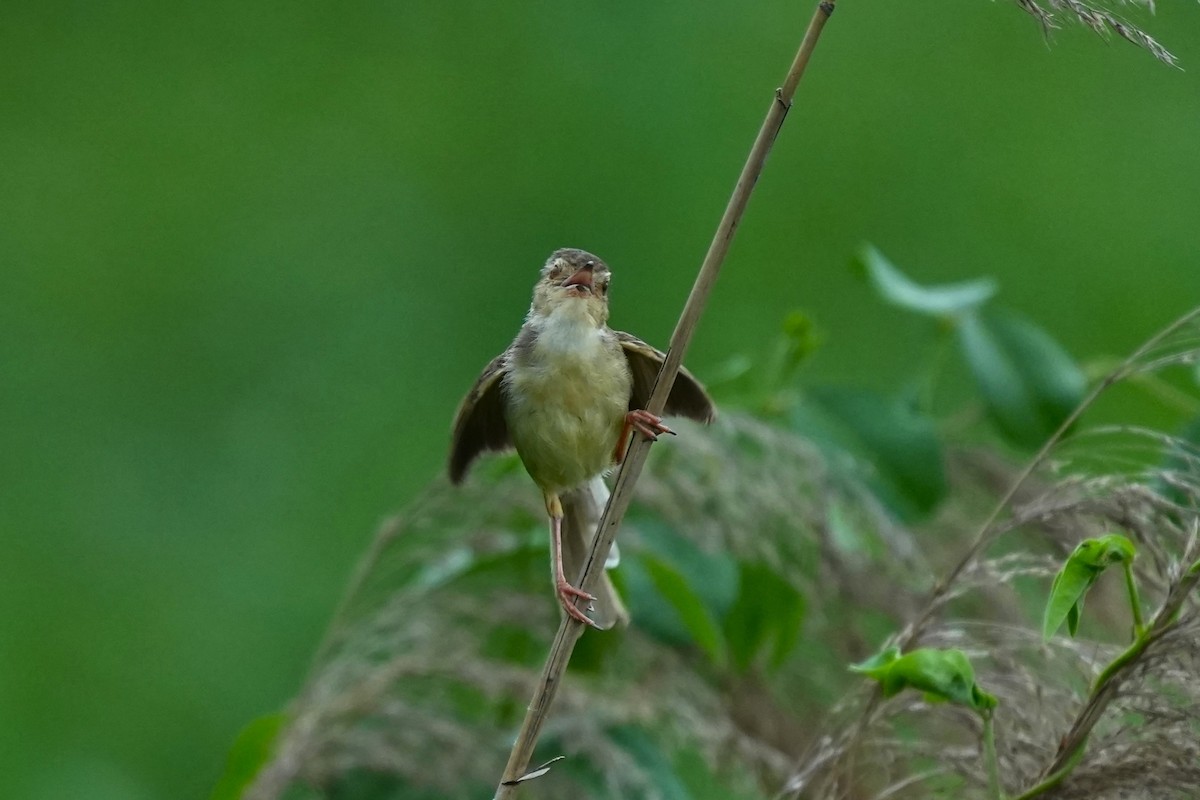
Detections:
[722, 561, 806, 673]
[1042, 534, 1136, 639]
[957, 308, 1087, 449]
[642, 553, 726, 666]
[209, 713, 286, 800]
[851, 647, 997, 713]
[633, 520, 739, 620]
[853, 244, 997, 316]
[791, 387, 946, 520]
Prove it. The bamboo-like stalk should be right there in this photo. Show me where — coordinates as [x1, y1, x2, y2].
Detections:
[492, 2, 838, 797]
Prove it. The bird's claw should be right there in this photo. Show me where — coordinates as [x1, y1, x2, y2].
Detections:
[557, 579, 601, 628]
[626, 409, 674, 442]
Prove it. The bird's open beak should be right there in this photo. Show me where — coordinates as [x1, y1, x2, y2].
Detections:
[562, 265, 594, 293]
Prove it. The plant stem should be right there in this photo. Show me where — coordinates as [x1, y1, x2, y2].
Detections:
[1122, 561, 1145, 638]
[1020, 557, 1200, 792]
[896, 304, 1200, 651]
[982, 712, 1003, 800]
[1010, 743, 1085, 800]
[491, 3, 839, 797]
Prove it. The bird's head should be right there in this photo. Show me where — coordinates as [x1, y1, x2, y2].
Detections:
[529, 248, 612, 326]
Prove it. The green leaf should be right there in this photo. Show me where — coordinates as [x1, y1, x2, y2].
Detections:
[641, 553, 726, 666]
[1043, 559, 1100, 639]
[722, 561, 806, 673]
[957, 308, 1087, 449]
[848, 645, 901, 679]
[1076, 533, 1136, 567]
[631, 519, 739, 617]
[1042, 534, 1136, 639]
[791, 387, 946, 520]
[853, 244, 997, 317]
[851, 647, 997, 713]
[209, 713, 287, 800]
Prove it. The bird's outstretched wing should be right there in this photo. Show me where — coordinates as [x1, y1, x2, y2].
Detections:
[613, 330, 716, 423]
[448, 352, 512, 484]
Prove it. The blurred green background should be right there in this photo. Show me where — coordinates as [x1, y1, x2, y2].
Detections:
[2, 1, 1197, 798]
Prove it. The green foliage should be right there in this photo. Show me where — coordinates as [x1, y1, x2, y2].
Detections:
[723, 561, 806, 674]
[850, 646, 997, 714]
[625, 521, 805, 673]
[790, 387, 946, 521]
[213, 250, 1174, 798]
[209, 713, 286, 800]
[710, 246, 1092, 534]
[706, 311, 821, 409]
[857, 244, 1087, 452]
[622, 520, 737, 650]
[958, 308, 1087, 450]
[1042, 533, 1137, 639]
[641, 553, 728, 666]
[549, 728, 766, 800]
[8, 0, 1198, 790]
[852, 244, 997, 317]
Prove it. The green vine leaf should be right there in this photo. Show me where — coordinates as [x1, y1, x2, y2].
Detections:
[850, 646, 997, 713]
[1043, 534, 1137, 640]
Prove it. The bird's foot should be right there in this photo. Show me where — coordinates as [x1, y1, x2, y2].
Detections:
[556, 579, 601, 628]
[613, 409, 676, 464]
[626, 409, 675, 441]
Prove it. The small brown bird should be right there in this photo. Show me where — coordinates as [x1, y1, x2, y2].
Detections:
[449, 248, 715, 628]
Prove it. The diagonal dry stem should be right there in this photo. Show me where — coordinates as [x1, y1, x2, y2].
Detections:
[492, 2, 839, 797]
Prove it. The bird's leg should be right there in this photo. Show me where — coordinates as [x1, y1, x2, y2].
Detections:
[545, 492, 601, 628]
[612, 409, 676, 464]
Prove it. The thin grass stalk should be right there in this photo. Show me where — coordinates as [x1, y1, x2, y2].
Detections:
[492, 2, 839, 797]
